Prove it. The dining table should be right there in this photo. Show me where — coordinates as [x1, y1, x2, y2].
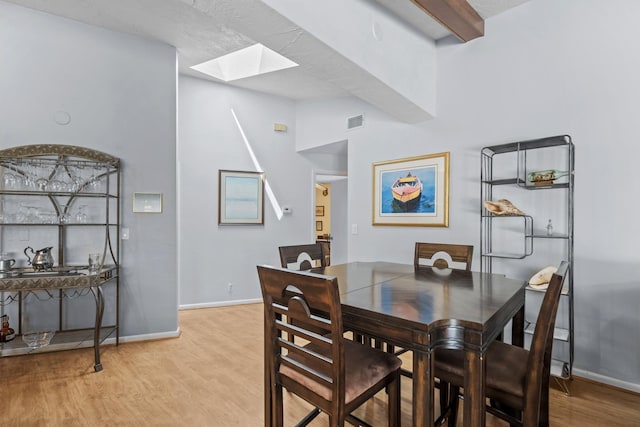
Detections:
[263, 261, 526, 427]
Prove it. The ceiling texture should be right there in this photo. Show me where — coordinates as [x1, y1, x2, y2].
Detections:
[5, 0, 529, 122]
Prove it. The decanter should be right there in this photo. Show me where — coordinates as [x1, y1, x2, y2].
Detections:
[528, 169, 569, 183]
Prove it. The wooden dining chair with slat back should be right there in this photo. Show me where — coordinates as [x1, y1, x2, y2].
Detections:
[257, 265, 402, 427]
[279, 244, 326, 271]
[278, 243, 329, 342]
[435, 261, 569, 427]
[385, 243, 475, 366]
[413, 242, 474, 271]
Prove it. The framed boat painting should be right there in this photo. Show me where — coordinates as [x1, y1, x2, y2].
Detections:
[218, 170, 265, 225]
[372, 152, 449, 227]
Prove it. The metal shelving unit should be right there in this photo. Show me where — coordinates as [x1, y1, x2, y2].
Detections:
[0, 144, 120, 371]
[480, 135, 574, 393]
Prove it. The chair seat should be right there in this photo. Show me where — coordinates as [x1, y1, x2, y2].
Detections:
[434, 341, 529, 410]
[281, 339, 402, 404]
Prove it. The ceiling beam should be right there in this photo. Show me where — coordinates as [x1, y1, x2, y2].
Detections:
[411, 0, 484, 42]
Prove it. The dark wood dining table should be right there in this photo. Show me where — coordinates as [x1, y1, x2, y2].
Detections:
[263, 261, 526, 427]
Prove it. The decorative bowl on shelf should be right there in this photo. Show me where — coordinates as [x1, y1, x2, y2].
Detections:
[22, 331, 55, 349]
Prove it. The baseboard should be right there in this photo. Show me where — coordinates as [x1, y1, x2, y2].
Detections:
[179, 298, 262, 310]
[111, 301, 262, 344]
[117, 328, 181, 343]
[573, 367, 640, 394]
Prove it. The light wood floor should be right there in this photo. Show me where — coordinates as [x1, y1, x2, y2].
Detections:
[3, 303, 639, 426]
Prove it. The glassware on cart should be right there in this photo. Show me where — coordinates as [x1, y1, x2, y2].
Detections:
[3, 172, 21, 189]
[75, 205, 88, 223]
[90, 163, 104, 191]
[22, 331, 55, 348]
[58, 212, 72, 224]
[88, 253, 101, 274]
[0, 253, 16, 272]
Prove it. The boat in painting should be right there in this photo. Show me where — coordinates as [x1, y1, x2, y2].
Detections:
[391, 172, 422, 208]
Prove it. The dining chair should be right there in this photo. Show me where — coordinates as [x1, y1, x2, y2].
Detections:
[435, 260, 569, 427]
[413, 242, 474, 271]
[257, 265, 402, 427]
[278, 243, 326, 271]
[279, 243, 332, 344]
[384, 242, 475, 373]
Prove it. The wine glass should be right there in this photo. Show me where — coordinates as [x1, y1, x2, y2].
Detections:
[34, 160, 54, 191]
[3, 172, 17, 189]
[90, 163, 104, 191]
[75, 205, 88, 224]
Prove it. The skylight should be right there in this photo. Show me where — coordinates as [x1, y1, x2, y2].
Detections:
[190, 43, 298, 82]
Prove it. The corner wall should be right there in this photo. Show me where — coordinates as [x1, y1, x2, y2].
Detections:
[296, 0, 640, 391]
[0, 1, 178, 337]
[178, 76, 315, 307]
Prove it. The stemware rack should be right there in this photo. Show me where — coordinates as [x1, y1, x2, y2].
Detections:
[0, 144, 121, 371]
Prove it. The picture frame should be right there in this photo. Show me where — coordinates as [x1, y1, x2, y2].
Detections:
[218, 170, 265, 225]
[133, 192, 163, 213]
[315, 205, 325, 217]
[316, 221, 323, 231]
[372, 152, 449, 227]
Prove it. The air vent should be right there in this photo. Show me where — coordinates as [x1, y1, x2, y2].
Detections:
[347, 114, 364, 130]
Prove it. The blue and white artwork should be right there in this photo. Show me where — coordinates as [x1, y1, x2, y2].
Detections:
[380, 166, 437, 214]
[372, 152, 449, 227]
[225, 175, 260, 220]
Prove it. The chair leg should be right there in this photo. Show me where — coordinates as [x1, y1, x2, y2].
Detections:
[448, 386, 460, 427]
[539, 387, 550, 427]
[388, 373, 401, 427]
[274, 383, 284, 427]
[439, 381, 449, 417]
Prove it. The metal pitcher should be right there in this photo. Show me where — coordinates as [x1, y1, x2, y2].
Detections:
[24, 246, 54, 271]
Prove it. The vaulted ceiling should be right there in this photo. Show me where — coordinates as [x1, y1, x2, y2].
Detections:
[5, 0, 529, 122]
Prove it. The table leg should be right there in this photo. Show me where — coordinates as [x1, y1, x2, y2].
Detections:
[413, 350, 433, 427]
[512, 305, 525, 348]
[463, 350, 486, 427]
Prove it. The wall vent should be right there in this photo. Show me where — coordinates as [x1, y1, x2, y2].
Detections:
[347, 114, 364, 130]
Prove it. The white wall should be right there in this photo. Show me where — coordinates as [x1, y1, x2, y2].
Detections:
[178, 76, 316, 307]
[262, 0, 436, 121]
[4, 0, 638, 392]
[437, 0, 640, 390]
[0, 2, 178, 337]
[296, 0, 640, 391]
[329, 178, 348, 265]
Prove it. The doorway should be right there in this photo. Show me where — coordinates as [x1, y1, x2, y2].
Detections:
[315, 174, 348, 265]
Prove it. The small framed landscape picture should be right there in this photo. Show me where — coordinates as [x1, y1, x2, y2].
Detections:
[218, 170, 265, 225]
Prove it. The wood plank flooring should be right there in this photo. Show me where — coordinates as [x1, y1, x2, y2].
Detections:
[2, 303, 639, 426]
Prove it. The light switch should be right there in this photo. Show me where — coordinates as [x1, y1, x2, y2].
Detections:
[122, 227, 130, 240]
[351, 224, 358, 235]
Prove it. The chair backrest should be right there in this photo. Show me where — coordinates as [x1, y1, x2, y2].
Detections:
[523, 260, 569, 426]
[257, 265, 345, 414]
[414, 242, 474, 271]
[279, 244, 326, 270]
